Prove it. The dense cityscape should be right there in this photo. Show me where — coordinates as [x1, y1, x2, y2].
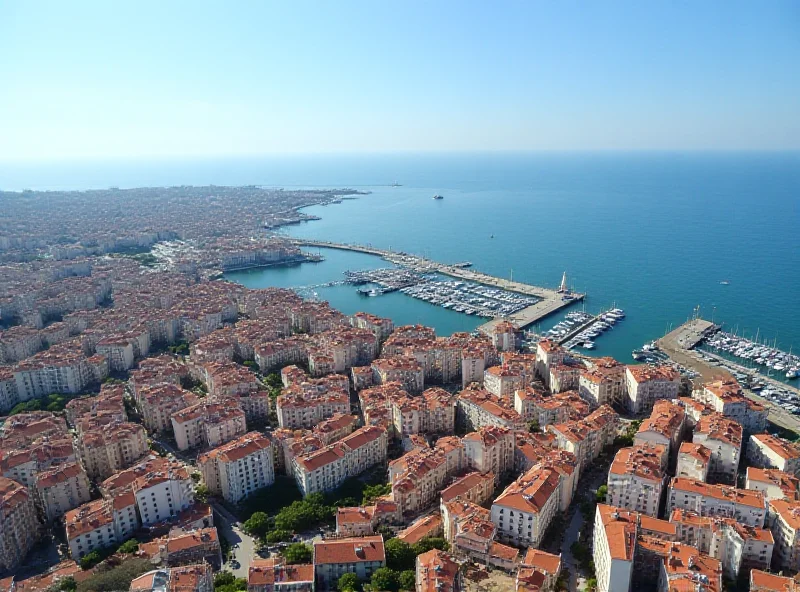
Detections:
[0, 187, 799, 592]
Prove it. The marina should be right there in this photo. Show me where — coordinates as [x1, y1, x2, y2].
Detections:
[701, 329, 800, 380]
[545, 308, 627, 351]
[291, 239, 586, 331]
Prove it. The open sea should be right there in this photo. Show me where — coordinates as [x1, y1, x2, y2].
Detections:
[3, 152, 799, 366]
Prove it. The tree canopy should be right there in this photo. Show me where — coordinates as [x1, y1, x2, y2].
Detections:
[281, 543, 313, 564]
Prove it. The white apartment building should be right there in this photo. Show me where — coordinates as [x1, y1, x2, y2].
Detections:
[34, 462, 92, 522]
[696, 379, 768, 433]
[0, 476, 40, 573]
[535, 340, 565, 387]
[748, 433, 800, 475]
[483, 366, 523, 399]
[768, 498, 800, 571]
[676, 443, 712, 482]
[171, 398, 247, 451]
[198, 432, 274, 504]
[463, 425, 515, 485]
[623, 365, 681, 415]
[578, 357, 625, 408]
[78, 422, 149, 480]
[670, 508, 774, 579]
[490, 466, 562, 548]
[745, 467, 800, 501]
[667, 477, 766, 527]
[593, 504, 636, 592]
[293, 426, 388, 496]
[65, 493, 140, 559]
[693, 413, 742, 484]
[313, 535, 385, 591]
[607, 445, 666, 517]
[633, 399, 685, 462]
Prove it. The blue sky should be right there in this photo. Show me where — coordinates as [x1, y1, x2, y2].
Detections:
[1, 0, 798, 160]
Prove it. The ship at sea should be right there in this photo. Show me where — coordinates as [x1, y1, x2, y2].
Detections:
[432, 194, 444, 200]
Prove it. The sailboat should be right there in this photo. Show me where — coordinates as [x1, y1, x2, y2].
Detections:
[558, 271, 569, 293]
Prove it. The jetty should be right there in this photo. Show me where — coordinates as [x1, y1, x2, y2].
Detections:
[292, 239, 584, 331]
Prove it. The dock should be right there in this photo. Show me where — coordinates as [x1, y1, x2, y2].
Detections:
[657, 319, 800, 435]
[292, 239, 585, 331]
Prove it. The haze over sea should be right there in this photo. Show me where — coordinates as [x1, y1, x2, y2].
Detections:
[3, 152, 799, 364]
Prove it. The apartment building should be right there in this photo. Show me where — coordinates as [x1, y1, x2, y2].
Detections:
[171, 397, 247, 451]
[248, 557, 314, 592]
[634, 399, 686, 463]
[548, 405, 618, 475]
[748, 433, 800, 475]
[676, 443, 712, 482]
[623, 365, 681, 415]
[391, 387, 456, 438]
[138, 383, 199, 434]
[416, 550, 460, 592]
[65, 493, 140, 559]
[336, 506, 378, 537]
[484, 365, 524, 399]
[292, 426, 388, 496]
[750, 570, 800, 592]
[670, 508, 773, 578]
[577, 357, 626, 409]
[667, 477, 766, 527]
[696, 379, 768, 433]
[0, 476, 40, 573]
[199, 432, 274, 504]
[607, 444, 666, 517]
[131, 564, 214, 592]
[593, 504, 637, 592]
[656, 542, 722, 592]
[371, 357, 425, 394]
[513, 387, 580, 427]
[549, 363, 582, 394]
[78, 421, 149, 480]
[440, 471, 496, 508]
[33, 462, 92, 522]
[102, 456, 195, 526]
[396, 514, 444, 546]
[745, 467, 800, 501]
[463, 425, 515, 485]
[313, 535, 385, 591]
[693, 413, 742, 484]
[491, 465, 562, 548]
[535, 340, 565, 387]
[457, 387, 525, 431]
[276, 381, 350, 430]
[389, 437, 466, 516]
[768, 499, 800, 571]
[314, 413, 359, 445]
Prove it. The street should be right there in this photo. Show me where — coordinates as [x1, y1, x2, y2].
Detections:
[211, 500, 258, 579]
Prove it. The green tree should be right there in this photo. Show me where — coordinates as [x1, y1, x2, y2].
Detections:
[528, 419, 540, 433]
[361, 483, 392, 505]
[243, 512, 271, 538]
[265, 529, 292, 544]
[265, 373, 283, 388]
[371, 567, 400, 592]
[80, 551, 102, 570]
[281, 543, 313, 564]
[385, 538, 415, 571]
[399, 570, 416, 591]
[337, 573, 361, 592]
[117, 539, 139, 554]
[75, 558, 152, 592]
[596, 485, 608, 503]
[411, 537, 449, 555]
[58, 577, 77, 591]
[214, 571, 236, 588]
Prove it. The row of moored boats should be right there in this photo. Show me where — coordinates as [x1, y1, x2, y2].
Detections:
[544, 308, 625, 350]
[705, 331, 799, 379]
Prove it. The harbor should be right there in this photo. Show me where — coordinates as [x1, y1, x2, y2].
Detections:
[701, 329, 800, 380]
[292, 239, 586, 331]
[657, 319, 800, 435]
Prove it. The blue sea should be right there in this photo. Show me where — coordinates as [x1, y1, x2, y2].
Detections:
[3, 152, 799, 367]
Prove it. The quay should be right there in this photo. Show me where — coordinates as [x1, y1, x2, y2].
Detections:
[292, 239, 585, 331]
[658, 319, 800, 435]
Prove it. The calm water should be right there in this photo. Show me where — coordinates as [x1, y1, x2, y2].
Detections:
[3, 153, 799, 363]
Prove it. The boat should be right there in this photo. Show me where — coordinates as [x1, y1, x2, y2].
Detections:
[582, 342, 595, 350]
[432, 194, 444, 200]
[490, 234, 494, 239]
[391, 181, 402, 187]
[719, 280, 730, 285]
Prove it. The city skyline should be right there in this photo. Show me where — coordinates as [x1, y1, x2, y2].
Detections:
[1, 0, 799, 161]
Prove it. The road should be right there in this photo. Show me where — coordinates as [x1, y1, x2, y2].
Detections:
[211, 500, 258, 579]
